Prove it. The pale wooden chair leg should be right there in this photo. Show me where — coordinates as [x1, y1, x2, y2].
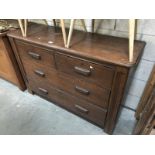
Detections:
[18, 19, 25, 37]
[129, 19, 136, 62]
[80, 19, 87, 32]
[43, 19, 48, 25]
[24, 19, 28, 37]
[66, 19, 76, 48]
[60, 19, 67, 47]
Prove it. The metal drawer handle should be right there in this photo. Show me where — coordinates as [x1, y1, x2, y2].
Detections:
[74, 66, 91, 76]
[38, 87, 48, 95]
[28, 51, 41, 60]
[75, 104, 89, 114]
[34, 70, 45, 77]
[75, 86, 90, 95]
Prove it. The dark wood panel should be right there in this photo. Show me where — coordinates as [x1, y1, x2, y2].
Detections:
[23, 61, 110, 109]
[0, 38, 15, 80]
[15, 40, 55, 68]
[29, 80, 107, 128]
[0, 34, 26, 90]
[104, 67, 129, 134]
[55, 52, 115, 89]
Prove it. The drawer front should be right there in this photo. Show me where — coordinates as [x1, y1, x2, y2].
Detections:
[24, 62, 110, 109]
[55, 53, 115, 89]
[29, 80, 107, 128]
[15, 40, 55, 68]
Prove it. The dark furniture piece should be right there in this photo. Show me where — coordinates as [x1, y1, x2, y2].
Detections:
[0, 30, 26, 90]
[8, 23, 145, 134]
[134, 65, 155, 135]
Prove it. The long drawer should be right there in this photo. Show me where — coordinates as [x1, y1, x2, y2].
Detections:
[29, 80, 107, 128]
[24, 61, 110, 109]
[55, 53, 115, 89]
[15, 40, 55, 68]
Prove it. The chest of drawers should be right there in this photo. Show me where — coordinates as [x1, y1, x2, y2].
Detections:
[0, 32, 25, 90]
[8, 23, 145, 134]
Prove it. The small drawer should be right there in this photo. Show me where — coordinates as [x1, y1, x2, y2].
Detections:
[28, 80, 107, 128]
[55, 53, 115, 89]
[15, 40, 55, 68]
[24, 62, 110, 109]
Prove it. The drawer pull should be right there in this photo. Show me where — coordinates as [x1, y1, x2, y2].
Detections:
[34, 70, 45, 77]
[38, 88, 48, 95]
[74, 66, 91, 76]
[75, 104, 89, 114]
[75, 86, 90, 95]
[28, 52, 41, 60]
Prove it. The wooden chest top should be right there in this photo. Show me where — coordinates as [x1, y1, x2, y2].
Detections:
[7, 23, 145, 67]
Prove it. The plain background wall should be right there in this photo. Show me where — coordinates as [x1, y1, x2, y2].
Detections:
[31, 19, 155, 110]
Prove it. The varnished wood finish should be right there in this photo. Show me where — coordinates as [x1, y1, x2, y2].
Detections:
[15, 40, 55, 68]
[104, 67, 129, 134]
[0, 32, 25, 90]
[55, 52, 115, 89]
[8, 23, 145, 134]
[133, 65, 155, 135]
[22, 61, 110, 109]
[7, 23, 145, 67]
[29, 80, 107, 128]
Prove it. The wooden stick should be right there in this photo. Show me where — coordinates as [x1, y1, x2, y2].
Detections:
[43, 19, 48, 25]
[60, 19, 67, 47]
[66, 19, 76, 48]
[92, 19, 95, 33]
[18, 19, 25, 37]
[80, 19, 87, 32]
[53, 19, 57, 27]
[129, 19, 136, 62]
[53, 19, 57, 32]
[24, 19, 28, 37]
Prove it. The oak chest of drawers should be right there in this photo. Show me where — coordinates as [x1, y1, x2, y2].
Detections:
[8, 23, 145, 134]
[0, 31, 25, 90]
